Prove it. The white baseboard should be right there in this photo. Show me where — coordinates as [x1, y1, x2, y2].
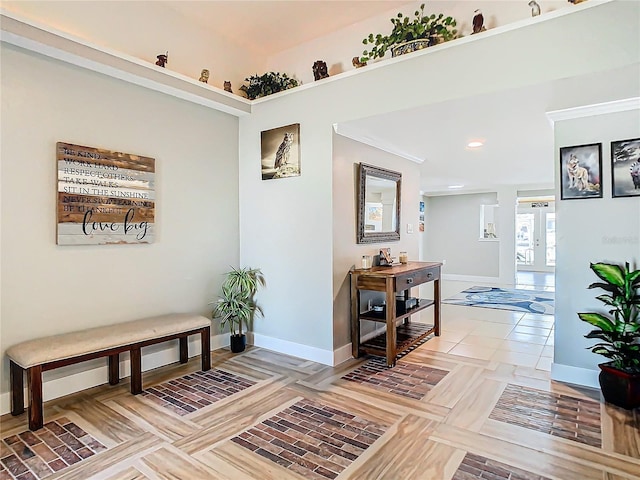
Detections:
[0, 332, 229, 416]
[442, 274, 502, 284]
[333, 343, 353, 366]
[252, 333, 334, 366]
[551, 362, 599, 389]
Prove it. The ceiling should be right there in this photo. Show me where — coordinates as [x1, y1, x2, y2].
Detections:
[338, 84, 557, 195]
[163, 1, 411, 56]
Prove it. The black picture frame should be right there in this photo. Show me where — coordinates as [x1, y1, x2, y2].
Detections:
[559, 143, 602, 200]
[611, 138, 640, 198]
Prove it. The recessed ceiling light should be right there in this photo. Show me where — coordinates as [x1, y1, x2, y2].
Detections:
[467, 141, 484, 148]
[448, 185, 464, 189]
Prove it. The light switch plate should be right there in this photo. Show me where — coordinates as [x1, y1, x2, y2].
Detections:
[407, 223, 414, 234]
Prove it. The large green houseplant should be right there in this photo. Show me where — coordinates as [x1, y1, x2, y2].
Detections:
[579, 261, 640, 409]
[211, 267, 266, 353]
[239, 72, 298, 100]
[360, 3, 457, 63]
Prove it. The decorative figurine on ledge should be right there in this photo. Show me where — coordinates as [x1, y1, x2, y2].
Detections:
[471, 9, 486, 34]
[199, 69, 210, 83]
[224, 81, 233, 93]
[528, 0, 541, 16]
[312, 60, 329, 81]
[568, 0, 587, 4]
[155, 52, 168, 68]
[352, 56, 367, 68]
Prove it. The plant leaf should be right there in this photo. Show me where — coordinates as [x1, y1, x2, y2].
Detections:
[628, 269, 640, 286]
[591, 262, 624, 287]
[588, 282, 619, 294]
[578, 312, 615, 331]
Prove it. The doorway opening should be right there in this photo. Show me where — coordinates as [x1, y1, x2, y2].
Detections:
[516, 196, 555, 287]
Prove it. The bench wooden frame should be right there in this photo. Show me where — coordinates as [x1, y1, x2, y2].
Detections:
[10, 326, 210, 431]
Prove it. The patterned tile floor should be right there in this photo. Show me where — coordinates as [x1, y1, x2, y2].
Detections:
[489, 384, 602, 447]
[453, 453, 551, 480]
[0, 418, 106, 480]
[141, 369, 256, 416]
[231, 398, 389, 480]
[342, 356, 448, 399]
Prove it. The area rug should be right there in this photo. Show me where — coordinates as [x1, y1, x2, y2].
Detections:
[443, 286, 554, 315]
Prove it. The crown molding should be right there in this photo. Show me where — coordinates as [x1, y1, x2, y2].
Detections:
[333, 123, 424, 164]
[546, 97, 640, 123]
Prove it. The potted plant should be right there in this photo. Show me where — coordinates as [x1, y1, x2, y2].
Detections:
[211, 267, 266, 353]
[239, 72, 299, 100]
[360, 3, 458, 63]
[578, 261, 640, 409]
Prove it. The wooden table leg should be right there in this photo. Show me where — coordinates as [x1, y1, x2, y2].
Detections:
[385, 277, 397, 367]
[108, 354, 120, 385]
[201, 326, 211, 371]
[179, 337, 188, 364]
[27, 365, 43, 431]
[130, 347, 142, 394]
[434, 277, 441, 336]
[10, 361, 25, 416]
[351, 273, 361, 358]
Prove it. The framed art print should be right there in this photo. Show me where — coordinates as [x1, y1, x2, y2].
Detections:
[559, 143, 602, 200]
[261, 123, 301, 180]
[611, 138, 640, 198]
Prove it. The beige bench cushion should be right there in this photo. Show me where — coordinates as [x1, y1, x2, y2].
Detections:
[6, 313, 211, 368]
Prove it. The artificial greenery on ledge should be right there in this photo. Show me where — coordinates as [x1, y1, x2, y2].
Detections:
[239, 72, 299, 100]
[360, 3, 458, 62]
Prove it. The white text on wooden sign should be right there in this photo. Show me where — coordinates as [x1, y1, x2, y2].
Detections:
[57, 142, 155, 245]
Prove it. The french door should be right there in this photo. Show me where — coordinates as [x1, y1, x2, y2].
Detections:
[516, 205, 555, 272]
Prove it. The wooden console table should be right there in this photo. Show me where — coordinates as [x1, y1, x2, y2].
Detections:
[350, 261, 442, 367]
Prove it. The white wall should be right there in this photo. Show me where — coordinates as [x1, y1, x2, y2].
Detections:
[1, 0, 262, 92]
[266, 0, 569, 85]
[239, 0, 640, 365]
[552, 106, 640, 387]
[0, 45, 240, 414]
[332, 134, 421, 349]
[424, 193, 500, 277]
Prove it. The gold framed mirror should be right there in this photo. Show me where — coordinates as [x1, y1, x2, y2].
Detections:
[357, 163, 401, 244]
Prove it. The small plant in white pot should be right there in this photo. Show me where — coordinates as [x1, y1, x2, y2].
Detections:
[579, 261, 640, 409]
[211, 267, 265, 353]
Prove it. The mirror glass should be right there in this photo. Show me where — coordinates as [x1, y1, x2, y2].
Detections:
[357, 163, 401, 244]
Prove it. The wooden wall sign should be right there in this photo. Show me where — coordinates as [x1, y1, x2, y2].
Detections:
[57, 142, 155, 245]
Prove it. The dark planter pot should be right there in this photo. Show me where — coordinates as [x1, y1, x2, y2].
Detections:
[230, 334, 246, 353]
[598, 363, 640, 410]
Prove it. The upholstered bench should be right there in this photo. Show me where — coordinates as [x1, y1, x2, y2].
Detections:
[7, 313, 211, 431]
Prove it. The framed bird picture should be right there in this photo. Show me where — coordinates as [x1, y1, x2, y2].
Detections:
[260, 123, 301, 180]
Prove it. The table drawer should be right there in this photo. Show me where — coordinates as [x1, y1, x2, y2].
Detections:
[395, 266, 439, 292]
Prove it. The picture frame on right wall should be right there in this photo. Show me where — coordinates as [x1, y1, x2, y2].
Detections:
[559, 143, 603, 200]
[611, 137, 640, 198]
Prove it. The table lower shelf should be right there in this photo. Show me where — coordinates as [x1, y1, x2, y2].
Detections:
[359, 322, 435, 359]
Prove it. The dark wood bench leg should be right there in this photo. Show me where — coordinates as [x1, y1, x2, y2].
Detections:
[10, 361, 25, 416]
[130, 347, 142, 395]
[27, 365, 43, 431]
[108, 354, 120, 385]
[201, 326, 211, 371]
[179, 337, 188, 364]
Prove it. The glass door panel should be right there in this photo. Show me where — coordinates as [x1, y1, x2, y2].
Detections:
[516, 213, 535, 266]
[516, 205, 555, 272]
[545, 213, 556, 267]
